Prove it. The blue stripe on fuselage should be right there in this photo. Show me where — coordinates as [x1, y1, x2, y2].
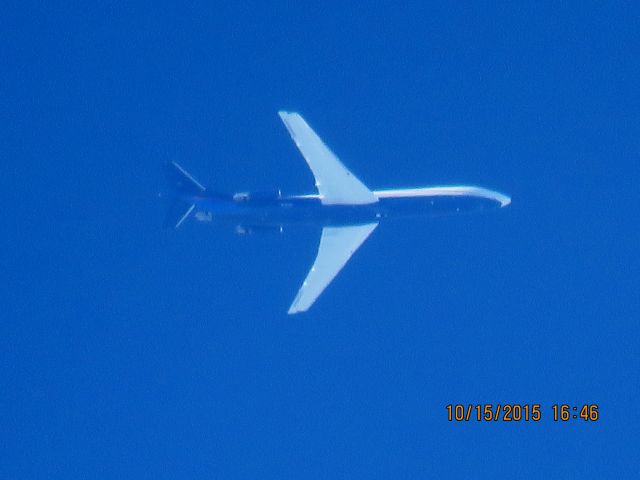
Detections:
[186, 191, 503, 227]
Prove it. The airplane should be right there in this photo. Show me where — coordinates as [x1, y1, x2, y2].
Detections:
[164, 111, 511, 314]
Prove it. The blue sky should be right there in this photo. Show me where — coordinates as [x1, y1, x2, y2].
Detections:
[2, 1, 639, 478]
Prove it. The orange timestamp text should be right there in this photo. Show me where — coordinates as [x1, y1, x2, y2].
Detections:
[446, 404, 599, 422]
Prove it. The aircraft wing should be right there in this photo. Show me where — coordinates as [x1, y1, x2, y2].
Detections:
[278, 111, 378, 205]
[288, 222, 378, 314]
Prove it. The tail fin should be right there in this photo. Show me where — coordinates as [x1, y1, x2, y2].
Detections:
[163, 162, 206, 228]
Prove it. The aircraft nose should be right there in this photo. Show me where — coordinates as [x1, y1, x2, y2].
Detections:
[479, 188, 511, 208]
[498, 194, 511, 207]
[486, 189, 511, 207]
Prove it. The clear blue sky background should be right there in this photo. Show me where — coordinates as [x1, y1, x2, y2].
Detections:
[2, 1, 639, 478]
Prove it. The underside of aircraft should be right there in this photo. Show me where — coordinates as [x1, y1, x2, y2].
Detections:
[164, 112, 510, 314]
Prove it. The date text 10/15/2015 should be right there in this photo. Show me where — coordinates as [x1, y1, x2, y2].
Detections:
[446, 404, 599, 422]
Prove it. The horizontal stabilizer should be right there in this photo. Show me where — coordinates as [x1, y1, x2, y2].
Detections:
[164, 200, 195, 229]
[163, 162, 204, 228]
[165, 161, 206, 194]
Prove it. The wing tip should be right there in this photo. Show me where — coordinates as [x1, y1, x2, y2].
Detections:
[287, 304, 306, 315]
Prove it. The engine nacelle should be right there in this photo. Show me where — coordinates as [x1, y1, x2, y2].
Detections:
[232, 189, 283, 204]
[235, 224, 284, 235]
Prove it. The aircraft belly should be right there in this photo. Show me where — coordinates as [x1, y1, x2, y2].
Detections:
[200, 201, 379, 227]
[246, 206, 379, 226]
[377, 195, 503, 216]
[196, 193, 502, 228]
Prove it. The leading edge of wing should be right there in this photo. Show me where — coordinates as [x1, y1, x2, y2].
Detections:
[278, 111, 378, 205]
[288, 222, 378, 314]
